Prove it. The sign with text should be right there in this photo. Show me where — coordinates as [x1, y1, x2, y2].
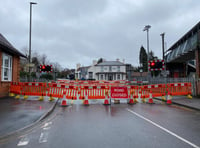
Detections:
[111, 87, 128, 98]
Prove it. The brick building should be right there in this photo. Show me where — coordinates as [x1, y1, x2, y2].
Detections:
[0, 33, 26, 97]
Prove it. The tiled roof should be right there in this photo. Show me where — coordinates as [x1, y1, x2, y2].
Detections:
[0, 33, 26, 58]
[96, 61, 125, 66]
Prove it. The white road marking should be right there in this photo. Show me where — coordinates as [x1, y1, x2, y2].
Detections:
[17, 136, 29, 146]
[126, 108, 200, 148]
[41, 122, 52, 130]
[39, 132, 48, 143]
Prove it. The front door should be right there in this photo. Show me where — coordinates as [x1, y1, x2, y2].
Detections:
[108, 74, 113, 80]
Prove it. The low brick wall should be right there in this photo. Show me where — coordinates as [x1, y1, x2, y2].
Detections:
[0, 82, 10, 97]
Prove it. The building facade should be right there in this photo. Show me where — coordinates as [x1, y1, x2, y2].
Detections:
[87, 60, 126, 80]
[0, 33, 26, 97]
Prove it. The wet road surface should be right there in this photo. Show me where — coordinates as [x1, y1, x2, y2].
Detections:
[0, 97, 56, 137]
[0, 100, 200, 148]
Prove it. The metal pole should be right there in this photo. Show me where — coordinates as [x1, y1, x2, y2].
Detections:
[161, 32, 167, 98]
[143, 25, 151, 75]
[29, 3, 32, 81]
[147, 29, 149, 63]
[160, 33, 165, 60]
[29, 2, 37, 81]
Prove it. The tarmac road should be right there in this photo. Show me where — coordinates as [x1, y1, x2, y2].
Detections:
[0, 100, 200, 148]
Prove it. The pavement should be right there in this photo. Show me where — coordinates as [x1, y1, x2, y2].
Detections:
[0, 96, 58, 139]
[155, 95, 200, 111]
[0, 94, 199, 140]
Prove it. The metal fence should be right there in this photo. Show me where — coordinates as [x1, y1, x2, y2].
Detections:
[134, 77, 196, 96]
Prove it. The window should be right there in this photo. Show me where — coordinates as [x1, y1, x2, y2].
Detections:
[117, 66, 120, 72]
[89, 72, 93, 79]
[117, 74, 120, 80]
[109, 66, 112, 72]
[101, 66, 104, 72]
[1, 53, 12, 81]
[101, 74, 103, 80]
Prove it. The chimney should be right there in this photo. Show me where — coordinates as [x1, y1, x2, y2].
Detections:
[76, 63, 81, 69]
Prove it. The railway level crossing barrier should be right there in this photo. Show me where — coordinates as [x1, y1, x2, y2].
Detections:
[9, 81, 192, 105]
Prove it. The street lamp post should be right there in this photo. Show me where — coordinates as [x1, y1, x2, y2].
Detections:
[160, 33, 165, 60]
[143, 25, 151, 73]
[29, 2, 37, 81]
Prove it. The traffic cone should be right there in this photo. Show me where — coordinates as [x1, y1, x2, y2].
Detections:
[103, 91, 110, 105]
[128, 91, 135, 105]
[147, 92, 154, 104]
[61, 95, 68, 107]
[166, 92, 172, 105]
[83, 91, 89, 105]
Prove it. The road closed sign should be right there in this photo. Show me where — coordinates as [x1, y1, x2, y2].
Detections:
[111, 87, 128, 98]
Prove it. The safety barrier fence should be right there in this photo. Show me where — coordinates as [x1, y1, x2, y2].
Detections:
[9, 82, 192, 104]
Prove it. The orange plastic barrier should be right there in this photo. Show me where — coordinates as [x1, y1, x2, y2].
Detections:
[10, 82, 21, 95]
[79, 86, 109, 100]
[129, 86, 139, 98]
[47, 83, 64, 98]
[167, 83, 192, 96]
[21, 82, 46, 96]
[65, 86, 78, 100]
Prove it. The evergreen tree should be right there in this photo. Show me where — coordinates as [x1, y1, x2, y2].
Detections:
[139, 46, 148, 72]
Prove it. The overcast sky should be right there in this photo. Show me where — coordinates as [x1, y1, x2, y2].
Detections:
[1, 0, 200, 69]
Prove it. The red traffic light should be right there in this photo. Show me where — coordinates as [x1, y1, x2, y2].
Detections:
[40, 65, 53, 73]
[42, 65, 46, 69]
[150, 62, 155, 67]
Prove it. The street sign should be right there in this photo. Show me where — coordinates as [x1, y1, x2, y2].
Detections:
[111, 87, 128, 98]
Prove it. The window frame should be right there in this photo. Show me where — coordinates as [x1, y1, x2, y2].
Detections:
[1, 53, 12, 82]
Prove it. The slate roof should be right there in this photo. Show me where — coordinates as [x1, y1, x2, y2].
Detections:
[0, 33, 26, 58]
[96, 61, 125, 66]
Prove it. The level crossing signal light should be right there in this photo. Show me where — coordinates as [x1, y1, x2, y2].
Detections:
[40, 65, 53, 73]
[148, 60, 164, 71]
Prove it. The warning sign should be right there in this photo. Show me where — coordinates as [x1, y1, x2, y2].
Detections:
[111, 87, 128, 98]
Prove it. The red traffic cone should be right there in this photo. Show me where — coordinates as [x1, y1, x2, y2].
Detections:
[104, 91, 110, 105]
[104, 99, 110, 105]
[128, 98, 135, 104]
[83, 99, 89, 105]
[128, 90, 135, 105]
[147, 92, 154, 104]
[166, 92, 172, 105]
[61, 99, 68, 107]
[83, 90, 89, 105]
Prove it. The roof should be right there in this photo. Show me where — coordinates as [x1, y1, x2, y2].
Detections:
[96, 61, 125, 66]
[77, 66, 91, 71]
[167, 21, 200, 52]
[0, 33, 26, 58]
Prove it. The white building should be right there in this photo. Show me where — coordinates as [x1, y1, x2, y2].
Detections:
[87, 60, 126, 80]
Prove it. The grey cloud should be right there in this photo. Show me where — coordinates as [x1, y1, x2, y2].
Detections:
[1, 0, 200, 68]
